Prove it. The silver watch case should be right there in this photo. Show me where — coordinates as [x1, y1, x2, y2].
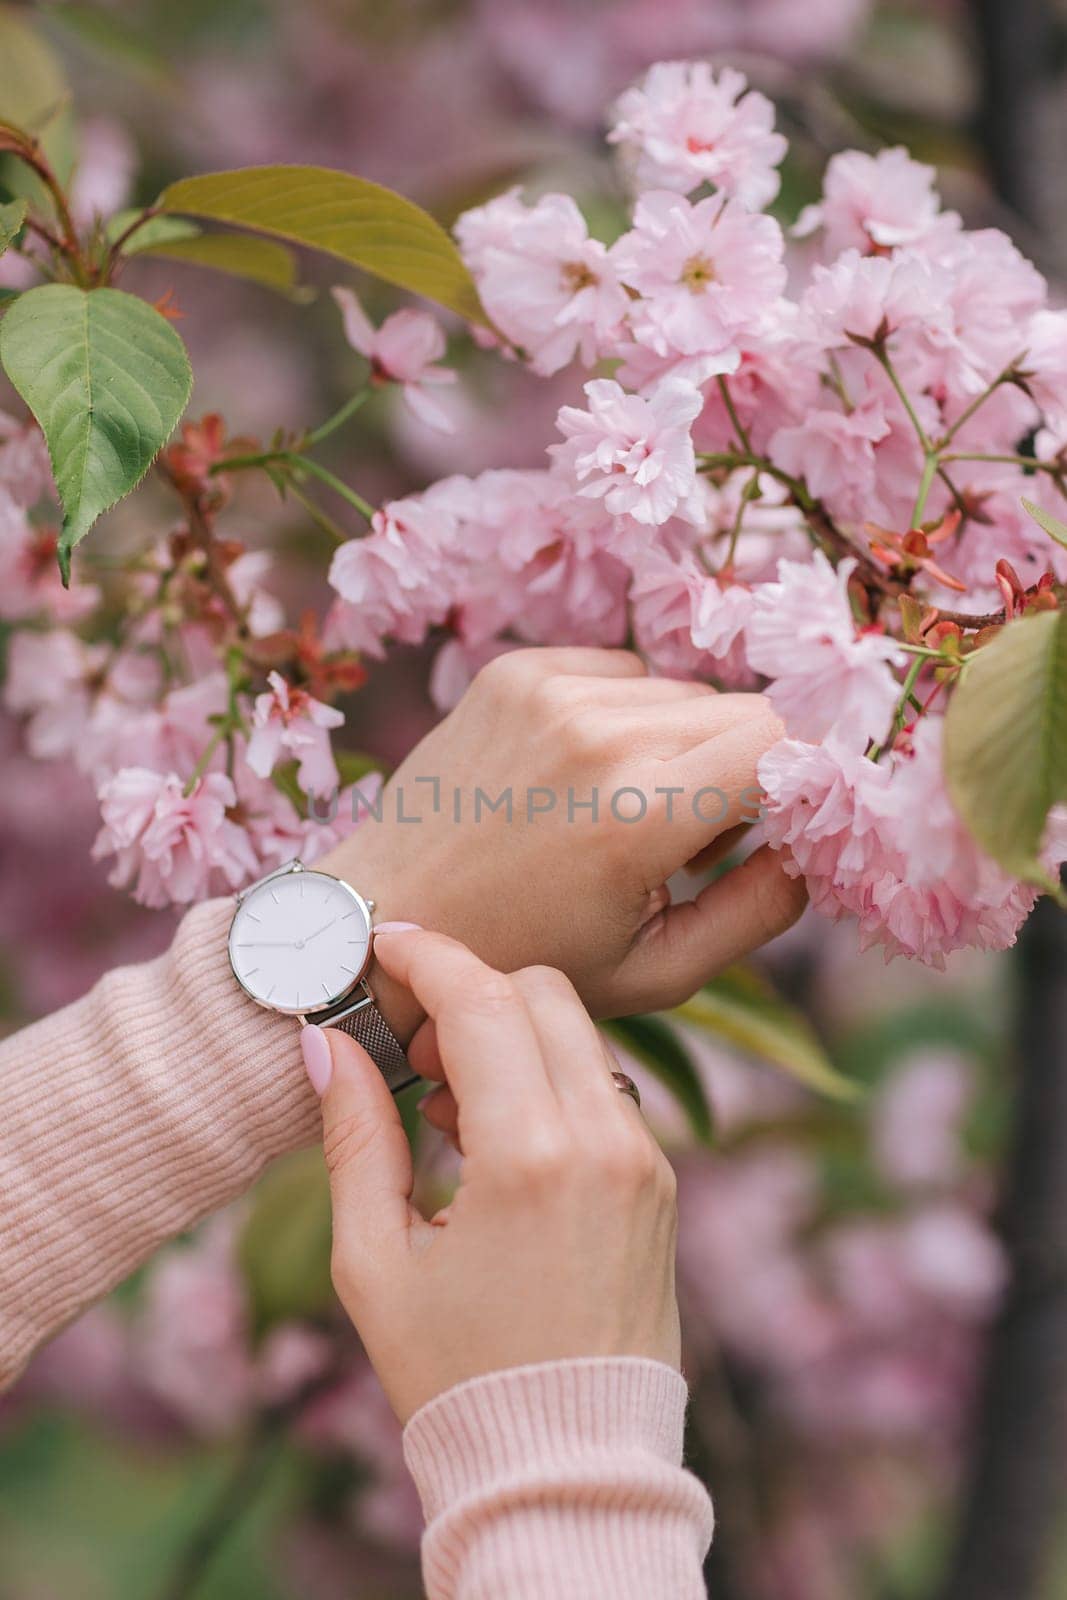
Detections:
[227, 858, 376, 1018]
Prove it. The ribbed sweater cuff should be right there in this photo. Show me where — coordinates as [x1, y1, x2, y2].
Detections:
[403, 1358, 714, 1599]
[404, 1357, 689, 1518]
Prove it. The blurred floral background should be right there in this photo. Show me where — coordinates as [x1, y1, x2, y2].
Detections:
[2, 2, 1066, 1597]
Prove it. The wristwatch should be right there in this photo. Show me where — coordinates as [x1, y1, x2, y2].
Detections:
[228, 858, 417, 1095]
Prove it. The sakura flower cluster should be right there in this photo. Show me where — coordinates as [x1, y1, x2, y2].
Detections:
[4, 58, 1066, 956]
[325, 58, 1067, 965]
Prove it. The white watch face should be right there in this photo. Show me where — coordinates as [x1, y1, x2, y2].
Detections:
[228, 868, 372, 1016]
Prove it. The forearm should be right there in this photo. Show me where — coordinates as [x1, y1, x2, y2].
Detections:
[0, 897, 320, 1390]
[404, 1358, 714, 1600]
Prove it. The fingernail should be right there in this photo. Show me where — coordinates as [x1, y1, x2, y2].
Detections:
[301, 1024, 333, 1096]
[416, 1086, 440, 1114]
[374, 921, 422, 934]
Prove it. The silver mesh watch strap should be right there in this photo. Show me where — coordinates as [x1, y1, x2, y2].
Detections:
[316, 981, 417, 1096]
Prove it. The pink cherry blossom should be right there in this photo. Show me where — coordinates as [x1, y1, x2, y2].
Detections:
[897, 1205, 1006, 1318]
[551, 376, 704, 526]
[327, 485, 460, 655]
[676, 1148, 835, 1371]
[246, 671, 344, 797]
[796, 249, 952, 375]
[794, 146, 958, 257]
[83, 669, 225, 788]
[873, 1050, 972, 1189]
[255, 1324, 334, 1408]
[628, 542, 756, 685]
[608, 61, 786, 207]
[332, 467, 628, 666]
[93, 768, 259, 908]
[875, 717, 1059, 962]
[332, 286, 457, 432]
[758, 719, 1062, 967]
[455, 190, 629, 375]
[768, 378, 926, 530]
[630, 548, 741, 679]
[691, 325, 816, 455]
[708, 469, 813, 576]
[135, 1219, 254, 1434]
[1023, 308, 1067, 437]
[430, 469, 628, 648]
[611, 191, 786, 365]
[745, 553, 905, 750]
[4, 629, 109, 760]
[0, 492, 100, 624]
[924, 228, 1045, 407]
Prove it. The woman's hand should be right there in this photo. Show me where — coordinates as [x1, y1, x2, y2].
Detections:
[304, 928, 681, 1425]
[321, 646, 805, 1038]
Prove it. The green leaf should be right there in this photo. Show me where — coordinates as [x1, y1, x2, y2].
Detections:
[676, 966, 860, 1102]
[1022, 495, 1067, 552]
[138, 231, 304, 295]
[237, 1149, 335, 1336]
[107, 210, 303, 295]
[603, 1014, 714, 1143]
[158, 165, 486, 324]
[0, 285, 192, 581]
[0, 196, 26, 257]
[944, 610, 1067, 884]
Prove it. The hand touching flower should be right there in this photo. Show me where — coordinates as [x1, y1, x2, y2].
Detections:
[322, 646, 805, 1040]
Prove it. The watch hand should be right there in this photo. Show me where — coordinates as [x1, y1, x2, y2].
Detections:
[297, 918, 338, 949]
[236, 940, 296, 948]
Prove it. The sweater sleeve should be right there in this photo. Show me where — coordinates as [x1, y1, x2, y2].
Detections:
[403, 1357, 714, 1599]
[0, 896, 321, 1391]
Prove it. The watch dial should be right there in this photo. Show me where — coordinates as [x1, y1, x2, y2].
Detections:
[229, 870, 371, 1014]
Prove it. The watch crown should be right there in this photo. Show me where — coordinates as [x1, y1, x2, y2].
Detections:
[366, 898, 377, 913]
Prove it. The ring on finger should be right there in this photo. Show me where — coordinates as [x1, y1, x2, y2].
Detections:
[611, 1070, 642, 1109]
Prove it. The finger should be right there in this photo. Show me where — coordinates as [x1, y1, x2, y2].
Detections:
[510, 966, 621, 1113]
[305, 1025, 417, 1277]
[649, 710, 782, 870]
[418, 1082, 460, 1140]
[372, 929, 557, 1133]
[615, 845, 808, 1011]
[407, 1017, 444, 1083]
[594, 692, 769, 759]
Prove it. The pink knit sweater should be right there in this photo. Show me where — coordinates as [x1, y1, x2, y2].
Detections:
[0, 897, 714, 1596]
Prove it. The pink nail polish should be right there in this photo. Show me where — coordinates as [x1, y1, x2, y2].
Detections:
[300, 1024, 333, 1096]
[374, 921, 422, 934]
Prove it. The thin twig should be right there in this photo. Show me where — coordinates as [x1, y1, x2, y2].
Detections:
[104, 205, 162, 281]
[716, 375, 753, 454]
